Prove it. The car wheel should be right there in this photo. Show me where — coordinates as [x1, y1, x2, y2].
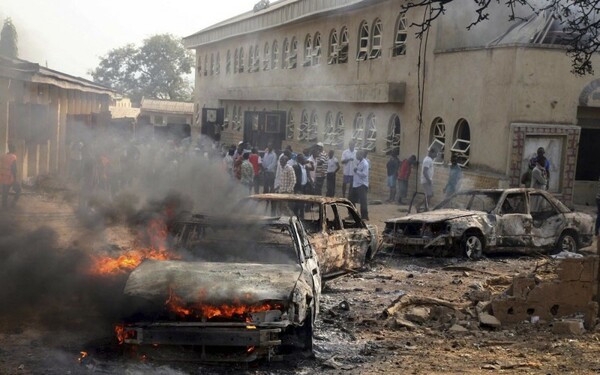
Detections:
[555, 232, 578, 254]
[462, 232, 484, 260]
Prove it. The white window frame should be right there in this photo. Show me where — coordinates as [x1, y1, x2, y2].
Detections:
[204, 55, 208, 76]
[215, 52, 220, 75]
[393, 14, 408, 56]
[334, 112, 345, 147]
[324, 111, 335, 144]
[353, 113, 365, 149]
[364, 113, 377, 151]
[226, 50, 231, 74]
[357, 21, 369, 61]
[451, 119, 471, 167]
[298, 110, 309, 141]
[271, 40, 279, 70]
[303, 34, 312, 67]
[339, 27, 349, 63]
[233, 49, 238, 74]
[369, 19, 382, 59]
[239, 47, 245, 73]
[429, 118, 446, 164]
[282, 38, 289, 69]
[385, 114, 401, 153]
[308, 110, 319, 142]
[289, 37, 298, 69]
[248, 46, 254, 73]
[312, 32, 321, 66]
[287, 109, 295, 140]
[253, 44, 260, 72]
[328, 29, 338, 65]
[263, 42, 270, 71]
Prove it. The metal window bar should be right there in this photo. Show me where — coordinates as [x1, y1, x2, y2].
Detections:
[254, 46, 260, 71]
[271, 42, 278, 69]
[304, 36, 312, 67]
[357, 23, 369, 61]
[298, 112, 309, 141]
[370, 22, 382, 59]
[289, 40, 298, 68]
[287, 112, 294, 140]
[450, 138, 471, 167]
[329, 31, 338, 65]
[264, 43, 270, 71]
[282, 40, 289, 69]
[393, 16, 407, 56]
[339, 29, 349, 63]
[313, 34, 321, 65]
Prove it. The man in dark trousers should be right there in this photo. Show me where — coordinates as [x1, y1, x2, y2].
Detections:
[386, 149, 400, 203]
[350, 150, 370, 220]
[0, 143, 21, 209]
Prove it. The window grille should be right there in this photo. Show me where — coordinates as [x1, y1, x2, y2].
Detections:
[369, 19, 382, 59]
[263, 42, 270, 71]
[328, 29, 338, 65]
[303, 34, 312, 67]
[339, 27, 349, 63]
[364, 113, 377, 151]
[385, 114, 401, 153]
[353, 113, 365, 149]
[271, 40, 278, 70]
[308, 110, 319, 142]
[393, 14, 407, 56]
[357, 22, 369, 61]
[298, 110, 309, 141]
[429, 118, 446, 164]
[451, 119, 471, 167]
[312, 32, 321, 66]
[287, 109, 295, 140]
[289, 37, 297, 69]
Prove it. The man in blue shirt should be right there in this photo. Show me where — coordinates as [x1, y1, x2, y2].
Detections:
[350, 150, 369, 220]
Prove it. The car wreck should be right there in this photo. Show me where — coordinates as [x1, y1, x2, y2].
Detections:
[383, 189, 594, 259]
[236, 194, 379, 279]
[116, 216, 321, 362]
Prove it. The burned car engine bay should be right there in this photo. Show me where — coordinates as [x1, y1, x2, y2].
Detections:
[115, 216, 321, 363]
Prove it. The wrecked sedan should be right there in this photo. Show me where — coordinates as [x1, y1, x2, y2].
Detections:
[237, 194, 378, 279]
[116, 216, 321, 362]
[383, 188, 594, 259]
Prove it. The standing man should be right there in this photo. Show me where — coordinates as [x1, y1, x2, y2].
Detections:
[278, 156, 296, 194]
[262, 145, 277, 193]
[530, 147, 550, 190]
[248, 147, 262, 194]
[530, 157, 548, 190]
[350, 150, 370, 220]
[241, 152, 254, 194]
[0, 143, 21, 209]
[341, 140, 357, 198]
[420, 148, 436, 211]
[326, 149, 340, 197]
[443, 154, 463, 198]
[314, 142, 328, 196]
[386, 149, 400, 203]
[397, 155, 416, 205]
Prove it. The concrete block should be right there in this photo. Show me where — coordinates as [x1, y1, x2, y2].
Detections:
[552, 319, 584, 335]
[479, 312, 502, 328]
[511, 276, 536, 298]
[558, 258, 585, 281]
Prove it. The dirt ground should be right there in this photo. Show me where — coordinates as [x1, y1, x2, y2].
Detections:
[1, 189, 599, 374]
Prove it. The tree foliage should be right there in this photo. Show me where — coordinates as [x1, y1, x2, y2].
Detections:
[0, 18, 18, 58]
[402, 0, 600, 75]
[90, 34, 193, 104]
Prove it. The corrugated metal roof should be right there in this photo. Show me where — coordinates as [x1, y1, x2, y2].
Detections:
[140, 98, 194, 114]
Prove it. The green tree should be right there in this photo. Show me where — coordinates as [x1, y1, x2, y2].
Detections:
[90, 34, 193, 104]
[0, 18, 18, 58]
[402, 0, 600, 75]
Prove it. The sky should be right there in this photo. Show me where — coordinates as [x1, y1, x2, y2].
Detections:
[0, 0, 257, 79]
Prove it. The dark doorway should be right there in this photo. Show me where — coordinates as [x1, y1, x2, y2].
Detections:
[575, 128, 600, 181]
[243, 111, 286, 150]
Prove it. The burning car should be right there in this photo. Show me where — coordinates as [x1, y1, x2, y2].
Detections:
[235, 194, 378, 279]
[383, 189, 594, 259]
[116, 216, 321, 362]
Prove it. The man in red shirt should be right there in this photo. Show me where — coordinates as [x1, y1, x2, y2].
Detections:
[397, 155, 416, 205]
[0, 143, 21, 209]
[248, 147, 262, 194]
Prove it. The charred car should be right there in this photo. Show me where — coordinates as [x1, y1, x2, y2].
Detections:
[383, 189, 594, 259]
[236, 194, 378, 279]
[116, 216, 321, 362]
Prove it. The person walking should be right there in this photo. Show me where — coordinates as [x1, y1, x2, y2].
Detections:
[386, 149, 400, 203]
[350, 150, 369, 220]
[419, 148, 436, 211]
[326, 149, 340, 197]
[0, 143, 21, 209]
[262, 145, 277, 193]
[443, 154, 463, 198]
[240, 152, 254, 194]
[314, 142, 328, 196]
[397, 155, 416, 205]
[341, 140, 356, 199]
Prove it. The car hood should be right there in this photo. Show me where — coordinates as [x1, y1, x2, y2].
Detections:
[124, 260, 302, 304]
[385, 209, 479, 224]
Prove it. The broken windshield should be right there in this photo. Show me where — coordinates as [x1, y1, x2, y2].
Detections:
[435, 191, 502, 213]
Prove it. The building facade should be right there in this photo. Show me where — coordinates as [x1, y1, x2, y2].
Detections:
[184, 0, 600, 204]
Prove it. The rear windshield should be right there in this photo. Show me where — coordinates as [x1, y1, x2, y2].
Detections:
[435, 191, 503, 213]
[238, 198, 322, 234]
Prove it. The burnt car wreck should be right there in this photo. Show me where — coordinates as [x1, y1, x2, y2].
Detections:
[236, 194, 379, 280]
[383, 189, 594, 259]
[116, 217, 321, 362]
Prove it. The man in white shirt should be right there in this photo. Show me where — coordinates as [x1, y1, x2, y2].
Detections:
[341, 140, 357, 198]
[326, 150, 340, 197]
[350, 150, 370, 220]
[420, 148, 437, 211]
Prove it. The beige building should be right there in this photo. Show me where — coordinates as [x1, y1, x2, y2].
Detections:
[0, 55, 115, 180]
[184, 0, 600, 204]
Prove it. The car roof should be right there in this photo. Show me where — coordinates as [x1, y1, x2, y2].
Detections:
[245, 193, 353, 205]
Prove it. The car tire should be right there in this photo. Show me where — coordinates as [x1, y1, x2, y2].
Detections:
[462, 232, 484, 260]
[554, 232, 578, 254]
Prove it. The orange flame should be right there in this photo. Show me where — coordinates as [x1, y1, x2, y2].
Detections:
[115, 324, 136, 344]
[78, 351, 88, 364]
[165, 288, 283, 322]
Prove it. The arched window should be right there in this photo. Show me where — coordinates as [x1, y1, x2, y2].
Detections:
[313, 32, 321, 65]
[238, 47, 245, 73]
[328, 29, 338, 65]
[303, 34, 312, 67]
[197, 53, 202, 75]
[253, 44, 259, 71]
[451, 119, 471, 166]
[370, 19, 382, 59]
[287, 109, 295, 140]
[324, 111, 335, 144]
[210, 54, 214, 75]
[353, 113, 365, 149]
[364, 113, 377, 151]
[339, 27, 349, 63]
[282, 38, 289, 69]
[290, 37, 298, 69]
[233, 48, 238, 74]
[248, 45, 254, 73]
[308, 110, 319, 142]
[299, 110, 309, 141]
[271, 40, 278, 69]
[204, 55, 208, 76]
[387, 114, 401, 153]
[357, 21, 369, 61]
[429, 117, 446, 163]
[393, 14, 408, 56]
[226, 50, 231, 74]
[334, 112, 345, 147]
[215, 52, 220, 75]
[263, 42, 270, 71]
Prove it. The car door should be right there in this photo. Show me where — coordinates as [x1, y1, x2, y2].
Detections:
[495, 192, 534, 247]
[336, 203, 371, 270]
[291, 217, 321, 314]
[319, 203, 348, 277]
[528, 191, 565, 248]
